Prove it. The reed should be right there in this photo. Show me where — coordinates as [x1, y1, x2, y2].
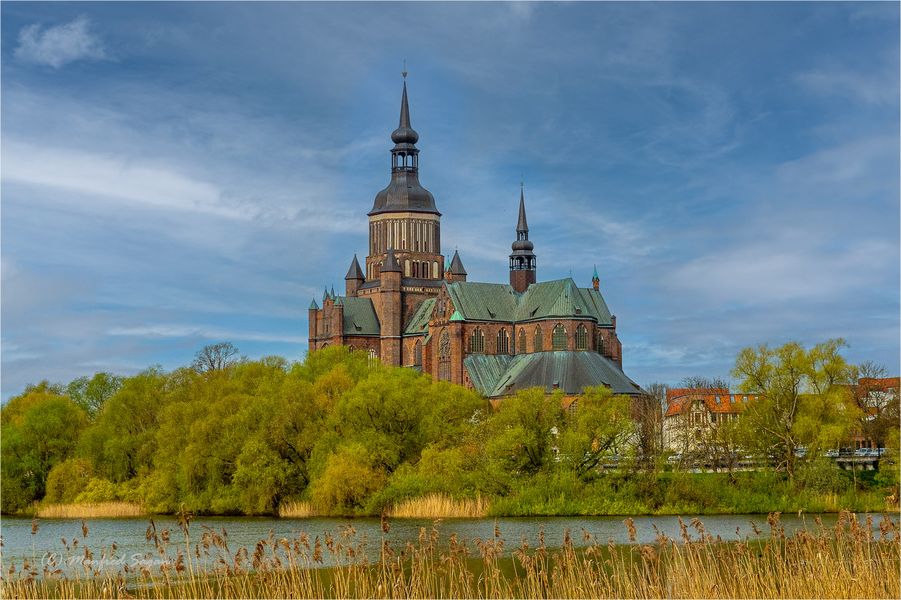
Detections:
[35, 502, 146, 519]
[278, 501, 316, 518]
[3, 511, 898, 599]
[387, 493, 490, 518]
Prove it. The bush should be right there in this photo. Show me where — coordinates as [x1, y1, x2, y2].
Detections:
[44, 458, 94, 503]
[74, 478, 120, 503]
[796, 457, 847, 494]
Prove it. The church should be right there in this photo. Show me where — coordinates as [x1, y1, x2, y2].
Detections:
[308, 77, 642, 399]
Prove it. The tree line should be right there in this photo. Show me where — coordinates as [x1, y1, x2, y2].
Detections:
[1, 340, 896, 516]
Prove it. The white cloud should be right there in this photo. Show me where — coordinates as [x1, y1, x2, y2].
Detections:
[797, 67, 898, 108]
[15, 16, 107, 68]
[107, 325, 306, 344]
[2, 140, 248, 220]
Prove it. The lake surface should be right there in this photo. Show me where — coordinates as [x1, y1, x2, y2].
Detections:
[0, 512, 883, 575]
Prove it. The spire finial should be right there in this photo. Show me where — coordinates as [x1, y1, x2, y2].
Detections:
[402, 59, 407, 80]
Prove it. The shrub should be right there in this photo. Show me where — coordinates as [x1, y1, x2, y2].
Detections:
[44, 458, 94, 503]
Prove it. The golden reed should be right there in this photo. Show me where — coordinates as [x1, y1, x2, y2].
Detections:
[35, 502, 145, 519]
[387, 493, 490, 518]
[4, 511, 899, 599]
[277, 501, 316, 518]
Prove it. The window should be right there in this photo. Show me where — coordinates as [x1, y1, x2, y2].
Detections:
[596, 334, 605, 354]
[469, 328, 485, 353]
[368, 348, 378, 366]
[497, 328, 510, 354]
[414, 340, 422, 366]
[575, 324, 589, 350]
[438, 330, 451, 381]
[518, 329, 527, 353]
[534, 326, 543, 352]
[552, 324, 567, 350]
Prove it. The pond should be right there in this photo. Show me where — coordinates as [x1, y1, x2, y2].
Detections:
[0, 512, 879, 575]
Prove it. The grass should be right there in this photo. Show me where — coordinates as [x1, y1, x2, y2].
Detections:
[35, 502, 146, 519]
[277, 501, 316, 518]
[3, 511, 898, 598]
[387, 493, 490, 518]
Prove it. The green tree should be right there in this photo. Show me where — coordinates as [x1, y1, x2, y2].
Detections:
[557, 386, 634, 479]
[732, 339, 859, 479]
[66, 372, 124, 419]
[1, 387, 87, 512]
[79, 368, 169, 482]
[44, 458, 95, 503]
[483, 388, 562, 478]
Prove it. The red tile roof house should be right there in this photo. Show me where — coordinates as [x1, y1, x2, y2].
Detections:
[663, 388, 758, 453]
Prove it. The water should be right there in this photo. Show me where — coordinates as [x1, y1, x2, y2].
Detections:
[0, 512, 877, 575]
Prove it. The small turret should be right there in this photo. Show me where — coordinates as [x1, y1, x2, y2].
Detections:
[592, 265, 600, 291]
[345, 254, 365, 296]
[447, 250, 467, 282]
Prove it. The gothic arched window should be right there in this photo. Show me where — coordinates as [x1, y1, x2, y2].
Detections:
[596, 334, 605, 354]
[518, 329, 527, 353]
[414, 340, 423, 366]
[575, 324, 589, 350]
[552, 324, 567, 351]
[469, 328, 485, 353]
[438, 330, 451, 381]
[534, 326, 543, 352]
[497, 328, 510, 354]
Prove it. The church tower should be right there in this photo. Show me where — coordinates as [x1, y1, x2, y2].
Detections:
[509, 184, 537, 293]
[366, 73, 444, 282]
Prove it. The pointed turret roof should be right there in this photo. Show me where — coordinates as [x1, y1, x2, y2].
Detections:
[382, 247, 401, 272]
[322, 287, 330, 303]
[516, 184, 529, 233]
[391, 78, 419, 145]
[448, 250, 467, 275]
[330, 285, 336, 298]
[592, 265, 599, 281]
[309, 298, 319, 310]
[345, 254, 364, 280]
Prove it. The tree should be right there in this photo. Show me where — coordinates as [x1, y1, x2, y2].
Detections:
[67, 372, 124, 419]
[557, 386, 634, 478]
[679, 375, 731, 390]
[1, 388, 88, 512]
[851, 361, 898, 449]
[191, 342, 240, 372]
[483, 388, 562, 476]
[732, 339, 859, 479]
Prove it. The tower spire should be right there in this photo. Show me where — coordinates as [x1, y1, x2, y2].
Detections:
[509, 184, 537, 293]
[516, 182, 529, 234]
[592, 265, 600, 291]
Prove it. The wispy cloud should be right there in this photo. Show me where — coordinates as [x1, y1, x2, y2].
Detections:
[15, 16, 106, 68]
[797, 66, 899, 108]
[107, 325, 306, 344]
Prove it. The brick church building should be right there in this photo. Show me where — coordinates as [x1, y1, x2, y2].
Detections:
[308, 78, 642, 399]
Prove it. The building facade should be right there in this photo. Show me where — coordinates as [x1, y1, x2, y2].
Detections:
[308, 78, 642, 399]
[662, 388, 758, 452]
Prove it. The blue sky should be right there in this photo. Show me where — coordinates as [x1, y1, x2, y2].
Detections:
[2, 1, 898, 399]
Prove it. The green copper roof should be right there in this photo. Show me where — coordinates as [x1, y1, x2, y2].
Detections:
[403, 298, 435, 335]
[444, 278, 612, 325]
[449, 309, 464, 322]
[445, 282, 518, 321]
[309, 298, 319, 310]
[338, 296, 380, 336]
[464, 351, 642, 398]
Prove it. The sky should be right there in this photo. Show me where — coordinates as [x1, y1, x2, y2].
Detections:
[1, 1, 899, 399]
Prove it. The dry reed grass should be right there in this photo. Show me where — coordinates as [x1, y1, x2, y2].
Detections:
[3, 511, 898, 599]
[277, 501, 316, 518]
[387, 493, 489, 518]
[36, 502, 146, 519]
